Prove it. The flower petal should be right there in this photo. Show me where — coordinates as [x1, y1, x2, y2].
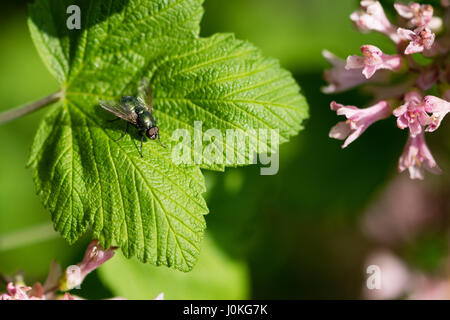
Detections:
[329, 121, 351, 140]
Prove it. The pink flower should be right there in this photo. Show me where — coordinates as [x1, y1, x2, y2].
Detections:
[346, 45, 402, 79]
[1, 264, 62, 300]
[28, 282, 45, 299]
[61, 292, 76, 300]
[322, 50, 389, 93]
[423, 95, 450, 132]
[329, 100, 391, 148]
[394, 3, 434, 27]
[324, 0, 447, 180]
[398, 27, 435, 54]
[398, 132, 441, 180]
[363, 250, 411, 299]
[351, 1, 399, 43]
[43, 261, 62, 293]
[393, 91, 430, 137]
[1, 241, 122, 300]
[0, 282, 33, 300]
[63, 240, 117, 290]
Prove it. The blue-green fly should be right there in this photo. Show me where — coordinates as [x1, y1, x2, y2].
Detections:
[100, 78, 164, 157]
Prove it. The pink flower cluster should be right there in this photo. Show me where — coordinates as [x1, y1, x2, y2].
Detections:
[0, 240, 121, 300]
[324, 0, 450, 180]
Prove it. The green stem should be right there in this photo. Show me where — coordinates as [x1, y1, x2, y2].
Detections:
[0, 222, 58, 252]
[0, 91, 63, 125]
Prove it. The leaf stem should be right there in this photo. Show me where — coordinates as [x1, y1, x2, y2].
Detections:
[0, 91, 63, 125]
[0, 222, 58, 252]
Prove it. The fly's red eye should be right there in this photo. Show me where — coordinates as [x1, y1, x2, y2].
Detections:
[146, 126, 159, 140]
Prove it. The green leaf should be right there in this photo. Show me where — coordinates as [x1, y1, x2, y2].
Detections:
[29, 100, 208, 272]
[99, 234, 249, 299]
[148, 33, 308, 170]
[27, 0, 308, 271]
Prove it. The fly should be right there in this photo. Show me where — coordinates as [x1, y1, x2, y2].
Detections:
[99, 78, 164, 158]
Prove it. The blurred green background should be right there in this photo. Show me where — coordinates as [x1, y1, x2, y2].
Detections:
[0, 0, 449, 299]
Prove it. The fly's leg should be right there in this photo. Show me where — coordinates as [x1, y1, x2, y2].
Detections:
[107, 117, 120, 122]
[115, 122, 129, 142]
[139, 132, 144, 158]
[158, 135, 167, 148]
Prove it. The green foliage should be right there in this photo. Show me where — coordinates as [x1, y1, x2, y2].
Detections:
[99, 234, 249, 299]
[27, 0, 308, 271]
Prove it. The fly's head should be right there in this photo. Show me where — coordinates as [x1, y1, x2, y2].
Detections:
[146, 126, 159, 140]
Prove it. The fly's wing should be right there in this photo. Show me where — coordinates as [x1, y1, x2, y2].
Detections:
[138, 77, 154, 114]
[99, 100, 137, 124]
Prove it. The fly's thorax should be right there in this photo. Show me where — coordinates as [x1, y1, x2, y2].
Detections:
[136, 111, 154, 130]
[134, 104, 148, 114]
[121, 96, 141, 113]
